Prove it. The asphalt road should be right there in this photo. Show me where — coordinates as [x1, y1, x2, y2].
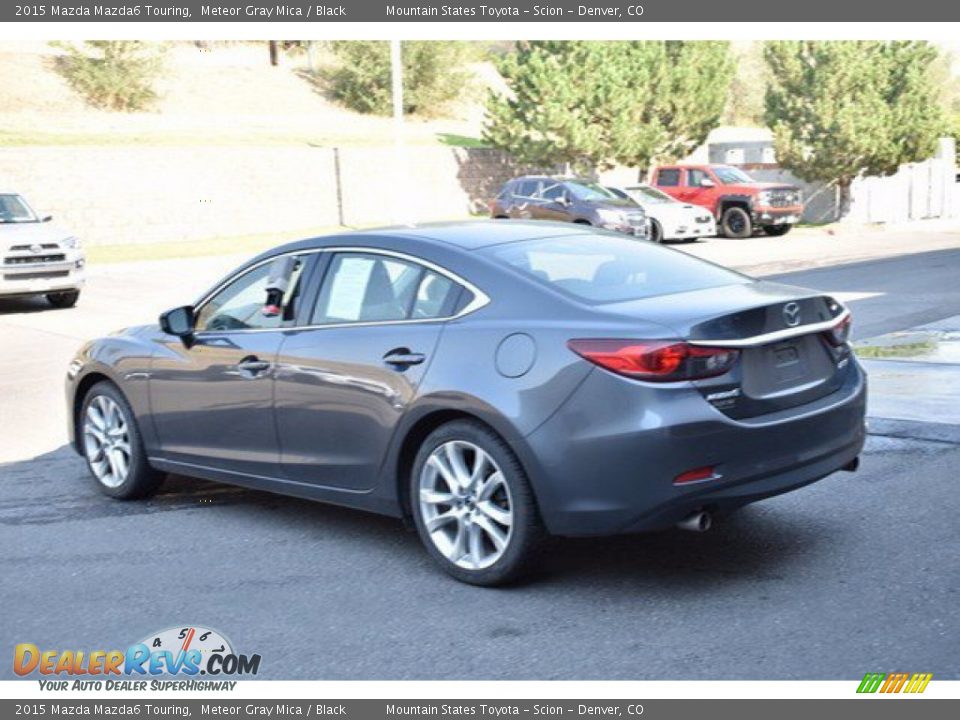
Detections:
[2, 233, 959, 680]
[768, 247, 960, 341]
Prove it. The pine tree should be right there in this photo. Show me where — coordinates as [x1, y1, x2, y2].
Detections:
[764, 41, 946, 216]
[483, 41, 734, 175]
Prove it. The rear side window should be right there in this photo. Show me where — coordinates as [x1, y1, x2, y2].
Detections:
[514, 180, 539, 198]
[312, 252, 462, 325]
[484, 236, 747, 304]
[657, 169, 681, 187]
[412, 272, 458, 319]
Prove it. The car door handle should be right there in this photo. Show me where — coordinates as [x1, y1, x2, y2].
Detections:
[383, 349, 426, 368]
[236, 356, 272, 377]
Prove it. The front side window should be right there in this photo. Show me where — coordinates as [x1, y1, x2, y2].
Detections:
[195, 256, 306, 332]
[312, 253, 461, 325]
[485, 236, 747, 304]
[538, 182, 566, 202]
[688, 169, 712, 188]
[0, 194, 38, 223]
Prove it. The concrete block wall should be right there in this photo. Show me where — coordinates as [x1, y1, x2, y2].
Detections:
[0, 145, 542, 247]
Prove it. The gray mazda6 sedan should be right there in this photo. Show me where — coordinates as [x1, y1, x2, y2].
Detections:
[66, 221, 866, 585]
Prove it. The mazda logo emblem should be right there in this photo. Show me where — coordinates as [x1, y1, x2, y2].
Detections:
[29, 244, 43, 254]
[783, 302, 801, 327]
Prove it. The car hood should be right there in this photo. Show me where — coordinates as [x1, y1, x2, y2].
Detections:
[0, 222, 73, 251]
[722, 182, 799, 193]
[645, 203, 710, 223]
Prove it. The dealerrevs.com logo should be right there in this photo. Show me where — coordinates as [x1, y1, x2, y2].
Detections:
[14, 626, 261, 690]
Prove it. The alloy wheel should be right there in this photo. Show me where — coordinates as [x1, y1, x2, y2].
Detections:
[82, 395, 132, 488]
[418, 440, 514, 570]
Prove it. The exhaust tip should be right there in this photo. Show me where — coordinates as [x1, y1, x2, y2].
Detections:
[677, 511, 712, 533]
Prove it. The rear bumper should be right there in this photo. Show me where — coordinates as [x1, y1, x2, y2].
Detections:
[524, 361, 867, 536]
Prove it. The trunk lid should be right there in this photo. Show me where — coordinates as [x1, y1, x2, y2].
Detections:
[604, 281, 851, 418]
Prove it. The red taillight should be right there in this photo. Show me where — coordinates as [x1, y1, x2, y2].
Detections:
[674, 466, 718, 485]
[567, 339, 739, 382]
[825, 314, 852, 346]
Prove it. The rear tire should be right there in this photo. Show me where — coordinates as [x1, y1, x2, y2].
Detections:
[46, 290, 79, 308]
[721, 207, 752, 239]
[79, 381, 164, 500]
[763, 224, 792, 237]
[411, 420, 545, 586]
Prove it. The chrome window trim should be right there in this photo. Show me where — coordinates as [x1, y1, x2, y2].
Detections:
[687, 308, 850, 348]
[191, 245, 490, 336]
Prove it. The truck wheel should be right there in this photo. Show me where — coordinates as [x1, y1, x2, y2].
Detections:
[46, 290, 80, 308]
[763, 224, 792, 237]
[721, 207, 752, 239]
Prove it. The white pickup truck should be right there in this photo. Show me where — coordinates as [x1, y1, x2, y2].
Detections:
[0, 192, 85, 308]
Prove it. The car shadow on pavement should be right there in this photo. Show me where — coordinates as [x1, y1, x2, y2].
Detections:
[0, 296, 65, 314]
[4, 446, 824, 591]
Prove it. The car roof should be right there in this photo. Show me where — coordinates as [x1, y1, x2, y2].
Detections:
[269, 220, 597, 255]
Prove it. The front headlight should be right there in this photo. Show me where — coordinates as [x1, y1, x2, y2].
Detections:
[596, 209, 626, 225]
[757, 191, 772, 205]
[67, 358, 84, 379]
[63, 236, 81, 249]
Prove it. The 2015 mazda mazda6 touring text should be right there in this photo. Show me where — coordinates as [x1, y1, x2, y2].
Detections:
[66, 222, 866, 585]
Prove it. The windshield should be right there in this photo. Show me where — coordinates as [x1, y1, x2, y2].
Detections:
[713, 166, 755, 184]
[484, 235, 747, 304]
[626, 185, 674, 203]
[566, 181, 620, 202]
[0, 194, 38, 224]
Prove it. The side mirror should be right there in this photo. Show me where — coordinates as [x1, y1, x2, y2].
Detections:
[41, 215, 53, 222]
[159, 305, 195, 338]
[556, 195, 571, 207]
[699, 178, 716, 188]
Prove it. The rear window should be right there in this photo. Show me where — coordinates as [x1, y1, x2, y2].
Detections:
[484, 235, 747, 304]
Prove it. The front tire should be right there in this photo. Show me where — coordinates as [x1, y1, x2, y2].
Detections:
[763, 224, 792, 237]
[47, 290, 79, 308]
[80, 382, 164, 499]
[649, 219, 664, 243]
[411, 420, 544, 586]
[721, 207, 752, 239]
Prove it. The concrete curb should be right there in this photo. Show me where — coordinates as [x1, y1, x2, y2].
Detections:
[867, 417, 960, 446]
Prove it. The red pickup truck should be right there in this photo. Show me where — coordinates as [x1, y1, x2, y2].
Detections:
[651, 164, 803, 238]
